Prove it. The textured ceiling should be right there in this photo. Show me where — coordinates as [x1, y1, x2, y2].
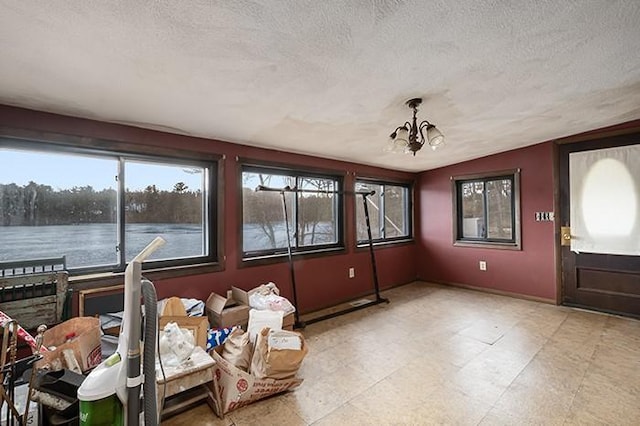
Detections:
[1, 1, 639, 172]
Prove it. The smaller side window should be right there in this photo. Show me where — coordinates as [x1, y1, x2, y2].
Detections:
[452, 169, 521, 249]
[355, 180, 412, 244]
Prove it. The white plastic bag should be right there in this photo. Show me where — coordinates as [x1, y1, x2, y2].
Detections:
[158, 322, 195, 366]
[247, 282, 295, 316]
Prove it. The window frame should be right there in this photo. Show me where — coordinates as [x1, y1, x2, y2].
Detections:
[355, 178, 413, 246]
[452, 169, 521, 250]
[0, 137, 220, 274]
[240, 163, 345, 261]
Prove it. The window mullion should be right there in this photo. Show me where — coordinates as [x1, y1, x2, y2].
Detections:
[293, 177, 300, 250]
[510, 177, 515, 241]
[379, 186, 386, 239]
[117, 157, 126, 269]
[482, 180, 488, 239]
[204, 166, 212, 258]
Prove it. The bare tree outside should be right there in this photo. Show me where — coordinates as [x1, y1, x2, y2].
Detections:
[355, 181, 409, 242]
[242, 171, 339, 254]
[460, 178, 512, 239]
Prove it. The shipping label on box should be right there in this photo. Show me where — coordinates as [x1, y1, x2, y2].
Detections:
[211, 350, 302, 416]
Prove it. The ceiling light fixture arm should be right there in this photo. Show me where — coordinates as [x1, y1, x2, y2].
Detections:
[387, 97, 444, 156]
[418, 120, 434, 141]
[389, 122, 412, 139]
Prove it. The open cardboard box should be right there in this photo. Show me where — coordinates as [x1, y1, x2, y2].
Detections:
[207, 286, 295, 331]
[211, 349, 303, 417]
[206, 287, 251, 329]
[232, 286, 295, 330]
[159, 316, 209, 350]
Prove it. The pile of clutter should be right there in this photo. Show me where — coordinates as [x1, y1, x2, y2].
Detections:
[157, 282, 307, 417]
[205, 282, 307, 416]
[0, 281, 306, 421]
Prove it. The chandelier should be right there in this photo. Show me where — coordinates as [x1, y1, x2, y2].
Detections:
[388, 98, 444, 156]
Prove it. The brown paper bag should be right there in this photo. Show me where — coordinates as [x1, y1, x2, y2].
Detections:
[221, 328, 252, 371]
[250, 327, 307, 379]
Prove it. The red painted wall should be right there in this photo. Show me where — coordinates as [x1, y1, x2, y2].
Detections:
[0, 105, 417, 314]
[416, 142, 557, 301]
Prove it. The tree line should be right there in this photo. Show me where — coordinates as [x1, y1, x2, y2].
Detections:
[242, 187, 336, 247]
[0, 182, 201, 226]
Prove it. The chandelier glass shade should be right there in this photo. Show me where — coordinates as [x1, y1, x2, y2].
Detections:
[387, 98, 444, 156]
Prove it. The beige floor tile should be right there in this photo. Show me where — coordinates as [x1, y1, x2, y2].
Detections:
[457, 346, 535, 388]
[228, 397, 307, 426]
[429, 333, 491, 368]
[492, 381, 573, 424]
[568, 368, 640, 425]
[311, 403, 379, 426]
[589, 345, 640, 394]
[458, 319, 513, 345]
[477, 408, 523, 425]
[281, 363, 377, 424]
[563, 408, 611, 426]
[491, 324, 548, 356]
[382, 355, 454, 397]
[163, 281, 640, 426]
[516, 313, 567, 338]
[444, 368, 509, 406]
[415, 386, 493, 425]
[348, 378, 436, 424]
[281, 379, 351, 424]
[347, 341, 422, 382]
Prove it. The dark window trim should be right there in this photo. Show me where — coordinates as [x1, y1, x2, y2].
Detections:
[0, 133, 222, 274]
[69, 262, 224, 291]
[0, 127, 220, 163]
[239, 161, 346, 262]
[452, 169, 521, 250]
[355, 177, 414, 246]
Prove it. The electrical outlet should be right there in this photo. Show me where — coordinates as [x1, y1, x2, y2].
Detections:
[349, 267, 355, 278]
[479, 261, 487, 271]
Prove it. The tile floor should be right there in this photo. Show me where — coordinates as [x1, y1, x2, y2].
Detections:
[163, 281, 640, 425]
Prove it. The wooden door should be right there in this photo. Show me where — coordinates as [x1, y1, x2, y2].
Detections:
[559, 133, 640, 318]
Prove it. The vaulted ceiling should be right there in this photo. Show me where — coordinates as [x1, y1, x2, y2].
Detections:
[1, 1, 639, 172]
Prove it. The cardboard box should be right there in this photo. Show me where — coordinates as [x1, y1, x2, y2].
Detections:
[283, 313, 294, 331]
[207, 286, 296, 331]
[211, 350, 303, 417]
[232, 286, 296, 330]
[36, 317, 102, 372]
[159, 316, 209, 350]
[206, 288, 250, 329]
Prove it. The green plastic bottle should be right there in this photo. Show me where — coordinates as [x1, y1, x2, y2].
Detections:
[79, 394, 123, 426]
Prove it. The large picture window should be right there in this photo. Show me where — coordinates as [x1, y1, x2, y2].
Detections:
[0, 140, 216, 272]
[241, 165, 343, 258]
[452, 170, 521, 249]
[355, 180, 412, 244]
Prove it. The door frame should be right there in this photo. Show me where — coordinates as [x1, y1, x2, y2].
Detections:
[553, 120, 640, 308]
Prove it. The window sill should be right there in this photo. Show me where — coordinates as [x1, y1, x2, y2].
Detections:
[453, 240, 521, 251]
[69, 262, 223, 291]
[355, 238, 415, 250]
[241, 246, 346, 267]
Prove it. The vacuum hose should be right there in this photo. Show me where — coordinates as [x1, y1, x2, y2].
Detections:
[141, 279, 158, 426]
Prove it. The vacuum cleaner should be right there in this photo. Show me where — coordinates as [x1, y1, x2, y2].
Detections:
[78, 237, 166, 426]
